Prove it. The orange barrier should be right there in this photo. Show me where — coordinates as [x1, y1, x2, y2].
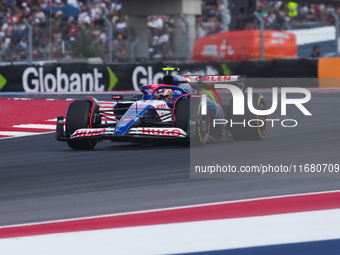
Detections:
[318, 57, 340, 88]
[192, 30, 297, 61]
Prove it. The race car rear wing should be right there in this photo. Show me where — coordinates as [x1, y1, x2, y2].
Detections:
[184, 75, 242, 84]
[184, 75, 246, 92]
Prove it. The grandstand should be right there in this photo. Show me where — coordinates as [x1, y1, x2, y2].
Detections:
[0, 0, 339, 62]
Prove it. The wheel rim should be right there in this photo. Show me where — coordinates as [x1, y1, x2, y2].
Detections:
[258, 99, 268, 136]
[201, 114, 209, 141]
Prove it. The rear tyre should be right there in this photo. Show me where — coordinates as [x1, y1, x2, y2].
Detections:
[229, 93, 267, 141]
[66, 100, 97, 149]
[209, 103, 224, 141]
[174, 97, 209, 146]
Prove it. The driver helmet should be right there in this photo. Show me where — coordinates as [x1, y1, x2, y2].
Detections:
[155, 89, 173, 101]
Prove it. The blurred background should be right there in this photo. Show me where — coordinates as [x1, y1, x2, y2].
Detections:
[1, 0, 339, 63]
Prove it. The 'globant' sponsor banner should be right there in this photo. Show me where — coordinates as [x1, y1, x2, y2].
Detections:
[0, 60, 319, 92]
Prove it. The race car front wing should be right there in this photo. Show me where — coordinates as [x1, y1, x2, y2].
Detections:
[55, 116, 187, 142]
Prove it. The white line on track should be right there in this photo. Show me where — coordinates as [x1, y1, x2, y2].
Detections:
[0, 131, 52, 138]
[12, 124, 56, 130]
[1, 189, 339, 229]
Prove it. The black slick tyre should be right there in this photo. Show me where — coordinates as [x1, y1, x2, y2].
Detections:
[229, 92, 267, 141]
[66, 100, 97, 149]
[174, 97, 209, 146]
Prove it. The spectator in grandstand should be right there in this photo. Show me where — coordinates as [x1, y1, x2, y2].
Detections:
[147, 15, 174, 60]
[112, 33, 127, 61]
[311, 45, 321, 58]
[196, 21, 207, 38]
[287, 2, 298, 19]
[199, 0, 225, 36]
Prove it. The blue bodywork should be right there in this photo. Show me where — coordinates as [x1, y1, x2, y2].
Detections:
[113, 84, 188, 136]
[113, 80, 223, 136]
[114, 104, 154, 136]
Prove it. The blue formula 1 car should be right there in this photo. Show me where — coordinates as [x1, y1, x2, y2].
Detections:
[55, 68, 267, 149]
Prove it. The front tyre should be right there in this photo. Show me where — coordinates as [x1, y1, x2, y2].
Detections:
[229, 92, 267, 141]
[66, 100, 97, 150]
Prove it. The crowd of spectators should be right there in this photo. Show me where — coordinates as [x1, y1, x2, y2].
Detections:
[0, 0, 127, 62]
[0, 0, 339, 62]
[197, 0, 225, 38]
[147, 15, 174, 60]
[197, 1, 340, 34]
[253, 1, 340, 30]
